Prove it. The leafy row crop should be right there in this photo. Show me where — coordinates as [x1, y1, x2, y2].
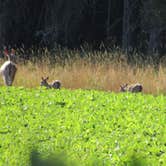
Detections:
[0, 87, 165, 165]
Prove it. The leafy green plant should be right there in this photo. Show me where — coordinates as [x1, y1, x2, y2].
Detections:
[0, 87, 165, 165]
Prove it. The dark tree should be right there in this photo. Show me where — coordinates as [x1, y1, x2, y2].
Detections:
[0, 0, 165, 57]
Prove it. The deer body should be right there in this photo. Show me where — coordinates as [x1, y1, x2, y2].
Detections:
[51, 81, 61, 89]
[0, 49, 17, 86]
[120, 83, 143, 93]
[40, 77, 61, 89]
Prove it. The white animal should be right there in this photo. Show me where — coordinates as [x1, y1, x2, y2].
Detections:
[40, 76, 61, 89]
[120, 83, 143, 93]
[0, 49, 17, 86]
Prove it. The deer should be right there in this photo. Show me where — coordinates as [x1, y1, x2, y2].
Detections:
[40, 76, 61, 89]
[120, 83, 143, 93]
[0, 48, 17, 86]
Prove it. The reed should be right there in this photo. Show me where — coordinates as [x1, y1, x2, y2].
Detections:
[0, 49, 165, 94]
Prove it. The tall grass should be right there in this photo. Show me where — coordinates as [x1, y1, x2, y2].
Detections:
[0, 49, 166, 94]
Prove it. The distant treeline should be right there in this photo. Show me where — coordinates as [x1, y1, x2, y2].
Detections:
[0, 0, 166, 56]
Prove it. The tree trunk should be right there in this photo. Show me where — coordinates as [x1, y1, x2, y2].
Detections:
[106, 0, 111, 40]
[148, 28, 161, 54]
[0, 23, 2, 47]
[122, 0, 131, 53]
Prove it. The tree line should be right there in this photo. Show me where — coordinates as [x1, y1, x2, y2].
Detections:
[0, 0, 165, 57]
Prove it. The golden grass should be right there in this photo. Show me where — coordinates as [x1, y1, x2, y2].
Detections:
[0, 53, 166, 94]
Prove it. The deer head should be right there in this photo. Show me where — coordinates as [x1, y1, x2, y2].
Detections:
[120, 83, 128, 92]
[40, 76, 50, 87]
[3, 48, 16, 62]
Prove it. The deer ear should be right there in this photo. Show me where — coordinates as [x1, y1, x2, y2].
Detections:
[46, 76, 49, 80]
[3, 48, 9, 57]
[41, 77, 44, 80]
[11, 48, 15, 55]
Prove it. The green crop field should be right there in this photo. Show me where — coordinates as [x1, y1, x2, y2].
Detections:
[0, 87, 165, 166]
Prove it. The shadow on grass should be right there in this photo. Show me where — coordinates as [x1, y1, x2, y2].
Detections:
[125, 154, 148, 166]
[30, 151, 68, 166]
[30, 151, 149, 166]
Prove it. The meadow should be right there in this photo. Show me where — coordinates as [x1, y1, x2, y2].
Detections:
[0, 49, 165, 165]
[0, 49, 166, 94]
[0, 87, 165, 166]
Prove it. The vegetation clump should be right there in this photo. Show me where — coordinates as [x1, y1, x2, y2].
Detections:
[0, 87, 165, 165]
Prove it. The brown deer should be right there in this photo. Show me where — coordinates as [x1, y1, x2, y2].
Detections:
[0, 48, 17, 86]
[120, 83, 143, 93]
[40, 76, 61, 89]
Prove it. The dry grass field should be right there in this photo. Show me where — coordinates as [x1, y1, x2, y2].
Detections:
[0, 49, 166, 94]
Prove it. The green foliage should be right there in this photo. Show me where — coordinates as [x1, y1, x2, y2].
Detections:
[0, 87, 165, 165]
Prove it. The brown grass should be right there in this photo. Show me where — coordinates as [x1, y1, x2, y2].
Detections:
[0, 52, 166, 95]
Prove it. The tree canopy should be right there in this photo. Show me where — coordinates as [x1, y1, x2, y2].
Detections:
[0, 0, 165, 55]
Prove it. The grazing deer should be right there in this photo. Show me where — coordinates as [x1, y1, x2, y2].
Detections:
[0, 48, 17, 86]
[40, 76, 61, 89]
[120, 83, 143, 93]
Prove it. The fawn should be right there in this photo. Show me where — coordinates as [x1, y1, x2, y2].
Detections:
[0, 48, 17, 86]
[40, 76, 61, 89]
[120, 83, 143, 93]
